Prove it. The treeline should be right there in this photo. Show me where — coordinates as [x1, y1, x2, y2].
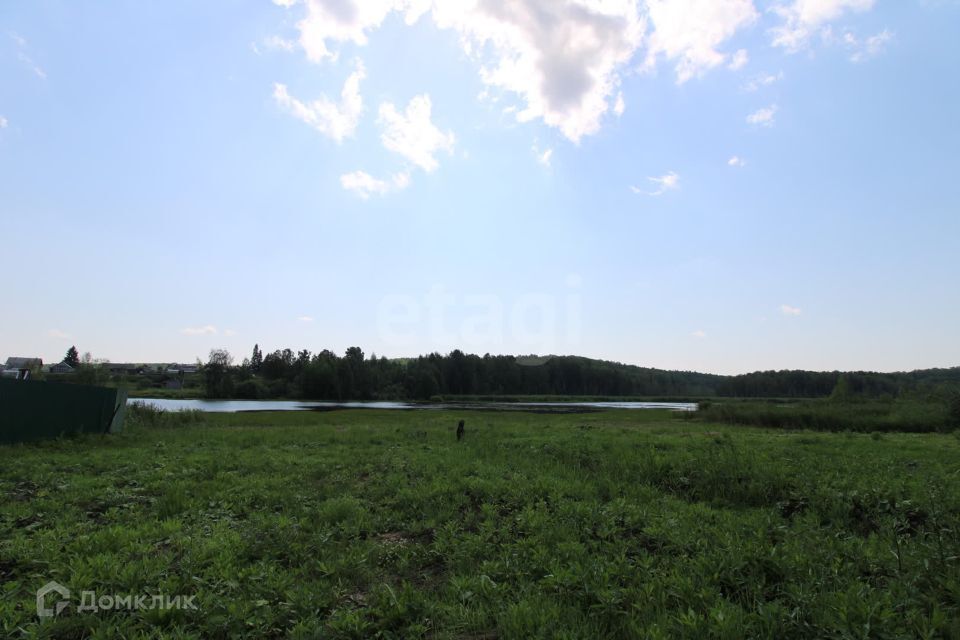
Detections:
[203, 347, 723, 400]
[199, 345, 960, 401]
[715, 367, 960, 398]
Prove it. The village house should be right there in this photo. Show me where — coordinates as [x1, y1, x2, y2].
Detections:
[2, 357, 44, 380]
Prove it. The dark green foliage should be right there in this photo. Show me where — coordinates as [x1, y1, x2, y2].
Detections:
[200, 344, 960, 402]
[697, 397, 957, 432]
[250, 343, 263, 373]
[947, 389, 960, 426]
[63, 345, 80, 368]
[71, 362, 110, 387]
[202, 349, 234, 399]
[126, 401, 204, 428]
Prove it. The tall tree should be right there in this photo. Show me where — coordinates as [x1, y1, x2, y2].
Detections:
[251, 344, 263, 373]
[64, 346, 80, 368]
[203, 349, 234, 399]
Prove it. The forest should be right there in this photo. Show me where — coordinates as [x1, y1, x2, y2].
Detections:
[192, 345, 960, 402]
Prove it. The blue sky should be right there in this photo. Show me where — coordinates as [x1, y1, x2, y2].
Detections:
[1, 0, 958, 374]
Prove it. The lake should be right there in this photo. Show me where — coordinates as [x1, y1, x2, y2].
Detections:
[128, 398, 697, 413]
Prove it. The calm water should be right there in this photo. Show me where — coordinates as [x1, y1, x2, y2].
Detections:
[128, 398, 696, 413]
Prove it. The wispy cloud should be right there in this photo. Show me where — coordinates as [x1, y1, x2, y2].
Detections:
[273, 59, 365, 143]
[10, 33, 47, 79]
[264, 35, 296, 52]
[728, 49, 749, 70]
[532, 142, 553, 168]
[224, 329, 239, 337]
[771, 0, 877, 53]
[286, 1, 646, 142]
[297, 315, 315, 323]
[643, 0, 758, 84]
[340, 170, 410, 199]
[18, 52, 46, 79]
[728, 155, 746, 167]
[742, 71, 783, 92]
[181, 325, 218, 336]
[631, 171, 680, 196]
[0, 116, 7, 129]
[747, 104, 778, 127]
[48, 329, 71, 340]
[614, 92, 625, 117]
[691, 329, 707, 339]
[378, 94, 455, 172]
[780, 304, 802, 317]
[845, 29, 893, 62]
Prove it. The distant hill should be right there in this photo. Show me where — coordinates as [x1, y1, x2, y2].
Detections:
[186, 346, 960, 401]
[387, 352, 960, 399]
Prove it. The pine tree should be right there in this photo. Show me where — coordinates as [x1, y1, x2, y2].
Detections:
[251, 344, 263, 373]
[64, 346, 80, 368]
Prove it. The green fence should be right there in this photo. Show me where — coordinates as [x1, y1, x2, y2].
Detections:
[0, 379, 127, 444]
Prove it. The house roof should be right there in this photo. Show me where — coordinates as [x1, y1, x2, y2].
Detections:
[4, 357, 42, 369]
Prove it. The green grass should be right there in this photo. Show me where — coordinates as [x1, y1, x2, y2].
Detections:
[697, 398, 958, 432]
[126, 388, 204, 400]
[2, 408, 959, 638]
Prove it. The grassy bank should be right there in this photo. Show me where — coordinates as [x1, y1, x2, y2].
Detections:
[696, 398, 960, 432]
[1, 408, 958, 638]
[125, 387, 205, 400]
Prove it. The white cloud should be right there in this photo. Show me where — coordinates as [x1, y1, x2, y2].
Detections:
[297, 315, 315, 322]
[285, 1, 643, 143]
[780, 304, 802, 316]
[378, 94, 454, 172]
[10, 34, 47, 79]
[631, 171, 680, 196]
[747, 104, 777, 127]
[273, 0, 298, 6]
[280, 1, 802, 141]
[392, 170, 411, 189]
[742, 70, 783, 91]
[728, 48, 749, 70]
[273, 60, 365, 143]
[846, 28, 892, 62]
[341, 171, 389, 199]
[0, 116, 7, 129]
[692, 329, 707, 339]
[614, 92, 626, 117]
[432, 1, 644, 142]
[224, 329, 240, 337]
[340, 170, 411, 199]
[771, 0, 875, 52]
[644, 0, 758, 83]
[17, 52, 46, 79]
[532, 142, 553, 167]
[181, 325, 218, 336]
[48, 329, 70, 340]
[728, 155, 746, 167]
[296, 0, 403, 63]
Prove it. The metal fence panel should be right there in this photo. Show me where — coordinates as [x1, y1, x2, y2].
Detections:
[0, 379, 126, 444]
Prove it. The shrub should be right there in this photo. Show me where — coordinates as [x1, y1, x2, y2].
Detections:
[696, 398, 953, 432]
[126, 401, 203, 429]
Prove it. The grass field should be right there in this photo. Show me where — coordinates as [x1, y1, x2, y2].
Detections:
[2, 408, 959, 638]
